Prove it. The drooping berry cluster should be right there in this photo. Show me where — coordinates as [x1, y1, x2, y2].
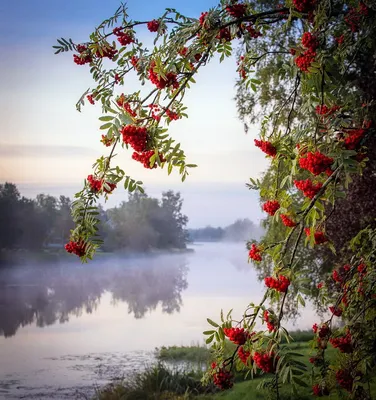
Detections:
[87, 175, 116, 194]
[245, 24, 262, 38]
[335, 369, 354, 392]
[216, 28, 232, 42]
[147, 19, 160, 32]
[148, 62, 179, 89]
[330, 332, 353, 353]
[113, 27, 134, 46]
[226, 3, 247, 18]
[166, 109, 180, 121]
[301, 32, 319, 50]
[315, 104, 340, 116]
[95, 46, 117, 60]
[73, 45, 93, 65]
[211, 364, 233, 390]
[254, 139, 277, 157]
[345, 3, 369, 33]
[199, 12, 209, 27]
[248, 243, 262, 261]
[238, 346, 252, 365]
[263, 310, 276, 332]
[262, 200, 280, 216]
[294, 179, 323, 199]
[121, 125, 148, 152]
[148, 104, 162, 121]
[223, 327, 249, 345]
[305, 228, 328, 245]
[344, 128, 365, 150]
[132, 150, 165, 169]
[65, 240, 86, 257]
[254, 351, 277, 373]
[280, 214, 297, 227]
[298, 151, 334, 176]
[87, 95, 95, 105]
[294, 49, 316, 72]
[130, 56, 139, 69]
[312, 384, 330, 397]
[264, 275, 290, 292]
[292, 0, 317, 12]
[313, 323, 330, 338]
[329, 305, 343, 317]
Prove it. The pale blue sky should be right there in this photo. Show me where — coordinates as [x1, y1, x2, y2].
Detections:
[0, 0, 268, 227]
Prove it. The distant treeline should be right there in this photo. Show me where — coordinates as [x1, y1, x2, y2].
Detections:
[0, 183, 188, 254]
[188, 218, 263, 242]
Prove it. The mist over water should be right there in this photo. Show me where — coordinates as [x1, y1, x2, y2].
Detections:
[0, 243, 318, 399]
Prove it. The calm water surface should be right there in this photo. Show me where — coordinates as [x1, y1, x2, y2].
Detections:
[0, 243, 318, 399]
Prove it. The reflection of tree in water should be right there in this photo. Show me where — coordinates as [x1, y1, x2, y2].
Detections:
[0, 256, 189, 338]
[110, 261, 188, 318]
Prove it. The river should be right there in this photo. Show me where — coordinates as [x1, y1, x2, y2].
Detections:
[0, 242, 318, 399]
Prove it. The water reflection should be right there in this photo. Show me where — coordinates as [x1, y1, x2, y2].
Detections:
[0, 255, 189, 338]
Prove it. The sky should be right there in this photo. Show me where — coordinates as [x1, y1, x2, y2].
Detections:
[0, 0, 269, 228]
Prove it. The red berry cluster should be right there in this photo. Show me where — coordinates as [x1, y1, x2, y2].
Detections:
[335, 34, 345, 45]
[292, 0, 317, 12]
[87, 95, 95, 105]
[313, 323, 330, 338]
[254, 139, 277, 157]
[264, 275, 290, 292]
[312, 384, 329, 397]
[147, 19, 160, 32]
[65, 240, 86, 257]
[299, 151, 333, 176]
[305, 228, 328, 245]
[345, 3, 369, 33]
[130, 56, 139, 69]
[199, 12, 209, 27]
[294, 179, 322, 199]
[263, 310, 276, 332]
[148, 63, 179, 90]
[344, 128, 365, 150]
[226, 3, 247, 18]
[315, 104, 340, 116]
[317, 282, 324, 289]
[132, 150, 165, 169]
[121, 125, 148, 152]
[100, 135, 114, 147]
[179, 47, 189, 57]
[301, 32, 319, 50]
[329, 305, 342, 317]
[113, 27, 134, 46]
[223, 327, 249, 345]
[95, 46, 117, 60]
[211, 363, 233, 390]
[332, 265, 348, 284]
[148, 104, 161, 121]
[245, 24, 262, 38]
[166, 109, 180, 121]
[216, 28, 232, 42]
[280, 214, 297, 227]
[294, 48, 316, 72]
[114, 73, 120, 84]
[262, 200, 280, 216]
[330, 332, 353, 353]
[335, 369, 354, 392]
[248, 243, 262, 261]
[73, 45, 93, 65]
[87, 175, 102, 192]
[238, 346, 252, 365]
[87, 175, 116, 194]
[254, 351, 277, 373]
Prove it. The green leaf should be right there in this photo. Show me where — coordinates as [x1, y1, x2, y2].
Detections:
[206, 335, 214, 344]
[207, 318, 219, 328]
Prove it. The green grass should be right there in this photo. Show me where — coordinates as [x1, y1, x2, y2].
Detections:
[96, 339, 375, 400]
[156, 345, 212, 364]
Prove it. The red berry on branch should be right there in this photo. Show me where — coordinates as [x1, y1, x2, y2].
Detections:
[294, 179, 322, 199]
[86, 95, 95, 105]
[262, 200, 280, 216]
[280, 214, 297, 227]
[147, 19, 160, 32]
[65, 240, 86, 257]
[248, 243, 262, 261]
[223, 327, 250, 345]
[254, 139, 277, 157]
[305, 228, 328, 245]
